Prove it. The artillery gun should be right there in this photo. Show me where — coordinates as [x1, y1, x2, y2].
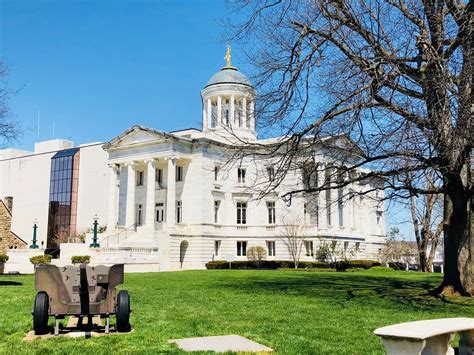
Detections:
[33, 263, 131, 335]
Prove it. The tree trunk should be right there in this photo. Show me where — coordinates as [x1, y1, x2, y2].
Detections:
[438, 186, 473, 296]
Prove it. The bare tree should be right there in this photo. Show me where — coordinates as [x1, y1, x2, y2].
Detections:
[227, 0, 473, 295]
[279, 217, 306, 268]
[409, 171, 445, 272]
[247, 245, 267, 266]
[0, 60, 20, 146]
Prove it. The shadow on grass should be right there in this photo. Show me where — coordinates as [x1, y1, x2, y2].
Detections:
[0, 280, 23, 286]
[210, 271, 474, 312]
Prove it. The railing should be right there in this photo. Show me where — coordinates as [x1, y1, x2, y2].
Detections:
[99, 223, 137, 248]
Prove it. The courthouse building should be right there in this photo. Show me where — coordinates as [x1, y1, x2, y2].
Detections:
[0, 53, 386, 271]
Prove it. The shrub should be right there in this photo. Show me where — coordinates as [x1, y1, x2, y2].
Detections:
[0, 254, 9, 263]
[389, 262, 407, 270]
[71, 255, 91, 264]
[246, 246, 266, 266]
[332, 260, 351, 272]
[30, 255, 52, 265]
[205, 260, 334, 270]
[348, 260, 381, 269]
[205, 261, 230, 269]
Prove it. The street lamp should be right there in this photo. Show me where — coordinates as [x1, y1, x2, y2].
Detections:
[30, 218, 39, 249]
[90, 214, 100, 248]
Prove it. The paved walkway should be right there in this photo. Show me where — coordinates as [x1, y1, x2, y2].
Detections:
[169, 335, 273, 353]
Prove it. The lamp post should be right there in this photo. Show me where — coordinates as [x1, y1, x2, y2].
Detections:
[90, 214, 100, 248]
[30, 218, 39, 249]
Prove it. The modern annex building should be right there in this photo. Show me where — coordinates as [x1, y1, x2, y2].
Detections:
[0, 54, 386, 271]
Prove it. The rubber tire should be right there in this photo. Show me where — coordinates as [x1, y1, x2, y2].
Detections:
[33, 292, 49, 335]
[116, 290, 131, 332]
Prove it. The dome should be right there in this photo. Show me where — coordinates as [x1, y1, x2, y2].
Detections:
[205, 67, 252, 88]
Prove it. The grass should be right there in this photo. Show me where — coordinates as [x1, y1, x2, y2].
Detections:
[0, 268, 473, 354]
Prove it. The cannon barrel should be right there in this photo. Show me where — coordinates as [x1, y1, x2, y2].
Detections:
[79, 263, 90, 315]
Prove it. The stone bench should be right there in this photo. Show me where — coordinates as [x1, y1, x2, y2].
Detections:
[374, 317, 474, 355]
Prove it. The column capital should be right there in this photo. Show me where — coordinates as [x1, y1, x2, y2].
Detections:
[124, 161, 137, 168]
[144, 158, 158, 166]
[165, 156, 178, 162]
[108, 163, 120, 171]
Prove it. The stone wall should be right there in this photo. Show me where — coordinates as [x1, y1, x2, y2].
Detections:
[0, 199, 28, 253]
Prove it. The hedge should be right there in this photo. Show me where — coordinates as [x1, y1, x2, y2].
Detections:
[388, 262, 407, 270]
[71, 255, 91, 264]
[0, 254, 9, 263]
[206, 259, 381, 271]
[30, 255, 52, 265]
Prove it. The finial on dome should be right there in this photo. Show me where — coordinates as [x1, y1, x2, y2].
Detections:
[224, 44, 232, 67]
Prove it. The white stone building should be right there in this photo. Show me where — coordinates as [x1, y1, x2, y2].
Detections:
[0, 55, 386, 271]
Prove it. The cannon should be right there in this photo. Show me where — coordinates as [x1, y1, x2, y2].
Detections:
[33, 263, 131, 335]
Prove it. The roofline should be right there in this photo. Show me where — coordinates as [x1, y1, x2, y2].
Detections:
[0, 142, 103, 162]
[203, 81, 254, 90]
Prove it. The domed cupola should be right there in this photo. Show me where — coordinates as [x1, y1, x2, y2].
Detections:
[201, 46, 256, 140]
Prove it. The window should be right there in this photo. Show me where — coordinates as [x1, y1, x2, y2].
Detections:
[304, 203, 309, 224]
[304, 241, 314, 256]
[267, 167, 274, 181]
[236, 202, 247, 224]
[225, 109, 229, 124]
[376, 211, 383, 224]
[315, 199, 319, 227]
[136, 171, 144, 186]
[344, 241, 349, 252]
[214, 166, 219, 181]
[156, 168, 163, 186]
[338, 188, 344, 227]
[176, 166, 183, 182]
[214, 201, 220, 223]
[355, 242, 360, 252]
[156, 202, 164, 223]
[137, 204, 143, 226]
[176, 200, 182, 223]
[267, 241, 276, 256]
[214, 240, 221, 256]
[237, 168, 246, 183]
[267, 201, 276, 224]
[237, 241, 247, 256]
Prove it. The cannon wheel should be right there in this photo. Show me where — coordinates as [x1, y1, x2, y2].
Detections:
[33, 291, 49, 335]
[116, 290, 131, 332]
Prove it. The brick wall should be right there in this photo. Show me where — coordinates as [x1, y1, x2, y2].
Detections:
[0, 199, 28, 253]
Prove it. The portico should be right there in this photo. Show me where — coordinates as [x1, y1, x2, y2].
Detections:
[106, 152, 190, 233]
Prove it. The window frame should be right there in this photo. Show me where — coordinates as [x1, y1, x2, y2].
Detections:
[176, 166, 184, 182]
[136, 171, 144, 186]
[267, 241, 276, 257]
[176, 200, 182, 223]
[237, 168, 246, 184]
[236, 201, 247, 225]
[267, 201, 276, 224]
[237, 241, 247, 256]
[214, 200, 220, 223]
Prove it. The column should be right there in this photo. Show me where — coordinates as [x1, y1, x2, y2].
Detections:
[317, 163, 326, 229]
[249, 100, 255, 131]
[217, 96, 222, 126]
[242, 97, 247, 128]
[230, 95, 235, 128]
[202, 99, 207, 130]
[107, 164, 119, 230]
[145, 159, 156, 229]
[166, 157, 176, 225]
[207, 98, 212, 128]
[125, 162, 136, 227]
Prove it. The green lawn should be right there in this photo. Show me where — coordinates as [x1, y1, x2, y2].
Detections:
[0, 268, 473, 354]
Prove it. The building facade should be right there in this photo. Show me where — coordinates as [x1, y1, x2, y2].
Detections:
[0, 55, 386, 270]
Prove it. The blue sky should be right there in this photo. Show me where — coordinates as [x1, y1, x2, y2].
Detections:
[1, 0, 412, 238]
[1, 0, 248, 149]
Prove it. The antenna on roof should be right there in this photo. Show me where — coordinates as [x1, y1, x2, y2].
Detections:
[37, 111, 40, 141]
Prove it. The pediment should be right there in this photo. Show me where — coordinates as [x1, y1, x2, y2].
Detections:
[104, 125, 171, 149]
[120, 130, 161, 145]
